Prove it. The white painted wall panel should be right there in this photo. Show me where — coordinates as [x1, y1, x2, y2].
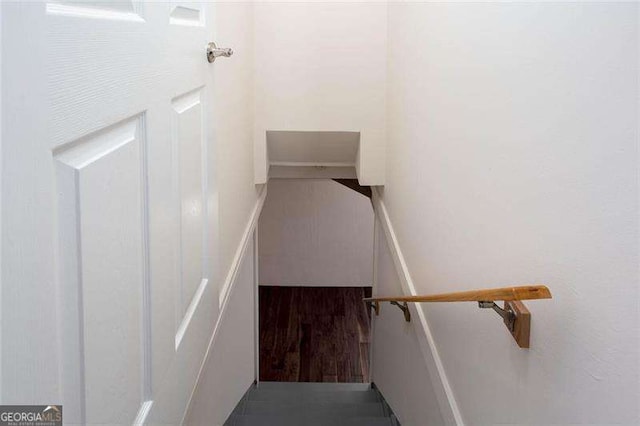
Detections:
[185, 235, 257, 426]
[215, 1, 262, 288]
[383, 3, 639, 424]
[254, 2, 387, 185]
[267, 131, 359, 166]
[371, 223, 445, 426]
[259, 179, 373, 287]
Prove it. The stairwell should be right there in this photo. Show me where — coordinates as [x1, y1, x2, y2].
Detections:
[224, 382, 400, 426]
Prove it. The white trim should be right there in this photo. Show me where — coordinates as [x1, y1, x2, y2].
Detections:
[133, 400, 153, 426]
[218, 186, 268, 308]
[175, 278, 209, 350]
[369, 213, 380, 383]
[269, 161, 355, 168]
[253, 227, 260, 384]
[181, 185, 267, 425]
[268, 165, 357, 180]
[371, 187, 464, 426]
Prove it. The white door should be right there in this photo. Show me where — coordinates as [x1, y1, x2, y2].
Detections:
[2, 2, 221, 424]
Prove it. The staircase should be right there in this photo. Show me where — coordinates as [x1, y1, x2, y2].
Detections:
[224, 382, 399, 426]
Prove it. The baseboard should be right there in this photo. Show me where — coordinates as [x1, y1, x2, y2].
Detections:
[371, 187, 464, 426]
[181, 184, 267, 425]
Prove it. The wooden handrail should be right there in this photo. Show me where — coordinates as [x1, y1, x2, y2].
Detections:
[363, 285, 551, 348]
[363, 285, 551, 303]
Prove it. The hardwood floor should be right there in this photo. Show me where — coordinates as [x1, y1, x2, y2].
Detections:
[259, 286, 372, 383]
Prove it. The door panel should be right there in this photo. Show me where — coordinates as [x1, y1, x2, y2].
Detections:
[55, 115, 146, 425]
[2, 2, 217, 424]
[47, 1, 144, 21]
[173, 89, 206, 319]
[169, 2, 204, 27]
[172, 88, 210, 351]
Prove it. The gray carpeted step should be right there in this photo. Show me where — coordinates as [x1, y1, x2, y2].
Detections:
[243, 400, 385, 417]
[229, 414, 394, 426]
[223, 382, 400, 426]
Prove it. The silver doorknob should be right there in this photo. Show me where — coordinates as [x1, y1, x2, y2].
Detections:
[207, 42, 233, 63]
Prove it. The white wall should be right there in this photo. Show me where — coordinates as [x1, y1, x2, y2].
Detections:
[259, 179, 374, 287]
[185, 234, 257, 426]
[253, 2, 387, 185]
[371, 221, 445, 426]
[380, 2, 639, 424]
[215, 1, 262, 285]
[186, 3, 261, 424]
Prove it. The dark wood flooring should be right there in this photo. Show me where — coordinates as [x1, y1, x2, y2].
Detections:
[259, 286, 372, 383]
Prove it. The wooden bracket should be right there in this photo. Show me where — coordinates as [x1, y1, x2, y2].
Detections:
[479, 300, 531, 348]
[504, 300, 530, 348]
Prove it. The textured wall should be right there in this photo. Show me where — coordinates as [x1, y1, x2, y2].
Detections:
[382, 2, 639, 424]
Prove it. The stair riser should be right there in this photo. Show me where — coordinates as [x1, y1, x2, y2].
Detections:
[257, 381, 371, 392]
[243, 401, 384, 417]
[248, 390, 379, 404]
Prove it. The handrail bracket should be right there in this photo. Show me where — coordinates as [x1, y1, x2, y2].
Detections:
[478, 301, 515, 331]
[478, 300, 531, 348]
[366, 300, 380, 316]
[390, 301, 411, 322]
